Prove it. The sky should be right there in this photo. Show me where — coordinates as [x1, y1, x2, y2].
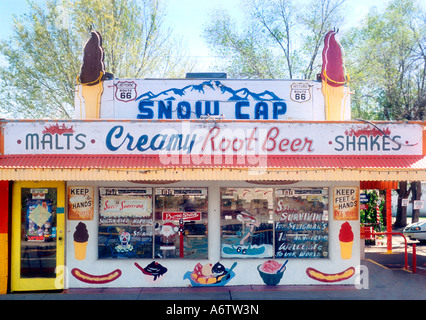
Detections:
[0, 0, 405, 70]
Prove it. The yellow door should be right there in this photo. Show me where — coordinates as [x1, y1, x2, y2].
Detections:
[11, 181, 65, 292]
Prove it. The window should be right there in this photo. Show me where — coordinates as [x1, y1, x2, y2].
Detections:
[221, 188, 274, 258]
[98, 187, 208, 260]
[220, 187, 329, 259]
[98, 188, 154, 259]
[20, 188, 58, 277]
[154, 188, 208, 259]
[275, 188, 329, 259]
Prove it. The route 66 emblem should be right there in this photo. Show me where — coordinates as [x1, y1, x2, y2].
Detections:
[290, 83, 311, 103]
[115, 81, 137, 102]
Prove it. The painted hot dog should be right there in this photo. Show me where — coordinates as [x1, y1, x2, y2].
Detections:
[306, 267, 355, 283]
[71, 268, 122, 284]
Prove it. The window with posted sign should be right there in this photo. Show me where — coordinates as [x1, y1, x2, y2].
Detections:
[275, 188, 329, 259]
[98, 188, 154, 259]
[154, 188, 208, 259]
[220, 187, 329, 259]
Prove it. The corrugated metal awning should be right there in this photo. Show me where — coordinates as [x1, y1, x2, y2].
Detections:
[1, 154, 426, 169]
[0, 154, 425, 181]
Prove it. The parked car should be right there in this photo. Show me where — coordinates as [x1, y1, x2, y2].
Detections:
[403, 221, 426, 243]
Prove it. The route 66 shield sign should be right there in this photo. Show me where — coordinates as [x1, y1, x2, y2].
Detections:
[290, 83, 311, 103]
[115, 81, 137, 102]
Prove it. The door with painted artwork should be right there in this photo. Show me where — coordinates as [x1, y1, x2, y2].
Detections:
[11, 181, 65, 292]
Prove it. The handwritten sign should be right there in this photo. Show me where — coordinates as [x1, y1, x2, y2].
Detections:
[402, 198, 409, 207]
[414, 200, 424, 210]
[274, 188, 329, 259]
[68, 186, 94, 220]
[333, 187, 359, 220]
[162, 212, 202, 222]
[100, 196, 151, 217]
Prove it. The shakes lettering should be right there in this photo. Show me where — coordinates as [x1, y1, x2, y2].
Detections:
[334, 125, 401, 152]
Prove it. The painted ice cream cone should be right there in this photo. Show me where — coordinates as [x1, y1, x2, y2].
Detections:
[339, 241, 353, 260]
[74, 241, 88, 260]
[339, 222, 354, 260]
[73, 222, 89, 260]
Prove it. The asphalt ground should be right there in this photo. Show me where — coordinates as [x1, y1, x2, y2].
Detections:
[0, 253, 424, 319]
[0, 256, 424, 301]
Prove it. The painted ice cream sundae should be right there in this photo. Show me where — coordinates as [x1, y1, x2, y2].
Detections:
[258, 260, 288, 285]
[184, 262, 237, 286]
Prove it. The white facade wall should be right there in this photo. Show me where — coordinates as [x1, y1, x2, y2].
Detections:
[66, 180, 360, 288]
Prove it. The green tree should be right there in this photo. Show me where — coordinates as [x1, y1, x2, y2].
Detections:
[342, 0, 426, 121]
[360, 190, 385, 230]
[342, 0, 425, 228]
[0, 0, 193, 119]
[203, 0, 345, 79]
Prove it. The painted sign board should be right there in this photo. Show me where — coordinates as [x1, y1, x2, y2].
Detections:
[100, 196, 152, 217]
[3, 120, 423, 157]
[75, 79, 351, 121]
[414, 200, 424, 210]
[275, 188, 329, 259]
[68, 186, 94, 220]
[333, 187, 359, 220]
[162, 212, 202, 222]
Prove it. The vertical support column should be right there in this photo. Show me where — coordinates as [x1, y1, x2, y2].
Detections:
[412, 243, 417, 273]
[386, 188, 392, 254]
[208, 184, 221, 261]
[0, 181, 10, 294]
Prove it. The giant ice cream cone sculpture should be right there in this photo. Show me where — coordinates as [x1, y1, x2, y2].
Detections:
[321, 30, 350, 120]
[77, 31, 109, 119]
[339, 222, 354, 260]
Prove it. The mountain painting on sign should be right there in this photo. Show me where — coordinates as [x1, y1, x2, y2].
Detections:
[135, 80, 288, 120]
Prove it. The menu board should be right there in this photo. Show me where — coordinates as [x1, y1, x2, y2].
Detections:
[274, 188, 329, 259]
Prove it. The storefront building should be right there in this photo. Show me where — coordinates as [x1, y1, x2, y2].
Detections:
[0, 30, 425, 292]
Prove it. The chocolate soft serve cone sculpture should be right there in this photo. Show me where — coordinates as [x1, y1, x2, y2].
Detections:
[77, 31, 111, 118]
